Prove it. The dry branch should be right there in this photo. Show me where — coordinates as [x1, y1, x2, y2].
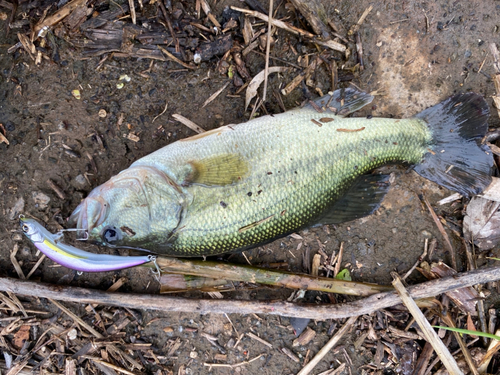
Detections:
[1, 266, 500, 320]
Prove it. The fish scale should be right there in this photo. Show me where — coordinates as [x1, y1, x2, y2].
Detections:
[146, 112, 431, 255]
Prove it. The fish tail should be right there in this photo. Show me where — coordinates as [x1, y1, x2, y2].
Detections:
[413, 92, 494, 196]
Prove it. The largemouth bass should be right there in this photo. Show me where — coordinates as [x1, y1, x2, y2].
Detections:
[69, 89, 493, 256]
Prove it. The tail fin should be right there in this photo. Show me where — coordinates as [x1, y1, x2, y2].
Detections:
[413, 92, 494, 197]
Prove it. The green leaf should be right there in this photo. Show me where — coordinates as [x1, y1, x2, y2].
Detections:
[433, 326, 500, 341]
[335, 269, 352, 281]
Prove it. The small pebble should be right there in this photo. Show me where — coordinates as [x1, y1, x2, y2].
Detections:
[9, 197, 25, 220]
[421, 230, 433, 238]
[98, 109, 107, 118]
[74, 174, 87, 188]
[67, 328, 77, 340]
[32, 191, 51, 209]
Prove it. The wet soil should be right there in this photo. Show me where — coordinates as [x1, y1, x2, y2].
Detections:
[1, 0, 500, 373]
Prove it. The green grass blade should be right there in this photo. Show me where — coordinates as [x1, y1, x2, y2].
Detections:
[434, 326, 500, 341]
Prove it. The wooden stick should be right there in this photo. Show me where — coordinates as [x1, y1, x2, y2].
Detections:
[392, 274, 464, 375]
[2, 266, 500, 319]
[297, 316, 358, 375]
[128, 0, 136, 25]
[155, 256, 390, 296]
[33, 0, 87, 34]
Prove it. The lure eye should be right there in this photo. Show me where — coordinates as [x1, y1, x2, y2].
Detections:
[22, 224, 29, 233]
[102, 227, 121, 244]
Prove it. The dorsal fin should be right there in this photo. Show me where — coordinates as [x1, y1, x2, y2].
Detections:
[304, 87, 374, 116]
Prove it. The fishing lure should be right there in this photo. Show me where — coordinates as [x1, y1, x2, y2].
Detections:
[20, 217, 156, 273]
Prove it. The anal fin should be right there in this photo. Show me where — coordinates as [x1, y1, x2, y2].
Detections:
[187, 153, 249, 186]
[312, 174, 391, 225]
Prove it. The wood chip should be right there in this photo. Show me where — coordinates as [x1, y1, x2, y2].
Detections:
[293, 327, 316, 347]
[319, 117, 335, 123]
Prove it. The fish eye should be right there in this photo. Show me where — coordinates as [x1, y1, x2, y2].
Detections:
[102, 227, 122, 244]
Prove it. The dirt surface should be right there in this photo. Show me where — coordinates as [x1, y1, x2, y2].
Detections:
[1, 0, 500, 373]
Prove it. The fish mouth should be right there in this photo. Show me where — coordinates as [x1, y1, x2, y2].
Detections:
[68, 196, 108, 239]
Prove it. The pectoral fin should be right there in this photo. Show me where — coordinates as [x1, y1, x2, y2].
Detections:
[187, 153, 249, 186]
[312, 174, 391, 225]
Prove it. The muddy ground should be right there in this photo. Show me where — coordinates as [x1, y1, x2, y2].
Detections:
[1, 0, 500, 373]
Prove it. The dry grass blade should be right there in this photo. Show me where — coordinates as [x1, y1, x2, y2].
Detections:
[202, 82, 229, 108]
[297, 316, 358, 375]
[262, 0, 274, 103]
[85, 357, 136, 375]
[391, 273, 464, 375]
[172, 114, 206, 133]
[246, 66, 288, 110]
[231, 6, 346, 53]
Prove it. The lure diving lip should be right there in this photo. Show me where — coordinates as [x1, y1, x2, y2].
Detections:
[19, 217, 155, 273]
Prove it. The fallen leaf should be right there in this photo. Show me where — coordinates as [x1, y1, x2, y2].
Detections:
[0, 132, 9, 145]
[245, 66, 288, 110]
[463, 197, 500, 250]
[13, 325, 30, 349]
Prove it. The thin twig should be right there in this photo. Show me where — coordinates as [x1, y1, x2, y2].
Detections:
[349, 5, 373, 35]
[204, 353, 264, 369]
[152, 101, 168, 123]
[421, 193, 457, 270]
[402, 239, 428, 281]
[26, 254, 46, 279]
[158, 45, 196, 70]
[202, 82, 229, 108]
[297, 316, 358, 375]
